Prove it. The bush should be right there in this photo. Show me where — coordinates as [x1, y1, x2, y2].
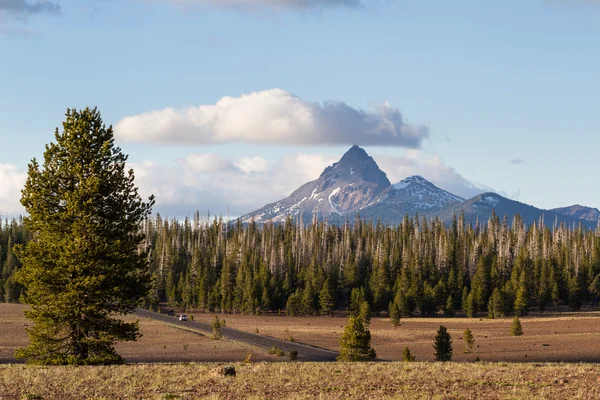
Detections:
[268, 346, 286, 357]
[288, 350, 298, 360]
[433, 325, 453, 362]
[510, 316, 523, 336]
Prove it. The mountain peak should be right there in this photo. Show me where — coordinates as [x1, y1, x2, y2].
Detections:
[243, 145, 391, 222]
[393, 175, 431, 190]
[338, 145, 371, 165]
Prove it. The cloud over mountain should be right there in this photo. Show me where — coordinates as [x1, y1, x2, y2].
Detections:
[114, 89, 429, 148]
[129, 152, 337, 217]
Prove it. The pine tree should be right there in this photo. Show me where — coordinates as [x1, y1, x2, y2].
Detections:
[319, 280, 334, 316]
[510, 316, 523, 336]
[444, 295, 455, 317]
[337, 316, 376, 361]
[286, 292, 302, 316]
[349, 287, 366, 316]
[212, 315, 223, 340]
[15, 108, 154, 365]
[389, 301, 401, 326]
[463, 328, 475, 353]
[514, 285, 529, 316]
[433, 325, 453, 361]
[465, 291, 477, 318]
[487, 288, 505, 319]
[359, 300, 371, 325]
[402, 346, 415, 362]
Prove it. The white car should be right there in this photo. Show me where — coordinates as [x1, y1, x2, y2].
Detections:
[179, 314, 188, 321]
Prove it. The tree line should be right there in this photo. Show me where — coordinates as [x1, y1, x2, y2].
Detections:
[3, 210, 600, 318]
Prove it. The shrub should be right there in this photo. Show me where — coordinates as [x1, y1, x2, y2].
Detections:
[433, 325, 453, 362]
[268, 346, 286, 357]
[510, 316, 523, 336]
[288, 350, 298, 360]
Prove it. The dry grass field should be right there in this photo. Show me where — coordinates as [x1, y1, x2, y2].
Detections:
[218, 311, 600, 363]
[0, 304, 278, 364]
[1, 361, 600, 399]
[3, 304, 600, 399]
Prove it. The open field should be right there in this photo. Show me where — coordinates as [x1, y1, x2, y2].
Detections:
[5, 303, 600, 363]
[0, 304, 278, 364]
[1, 362, 600, 399]
[215, 311, 600, 363]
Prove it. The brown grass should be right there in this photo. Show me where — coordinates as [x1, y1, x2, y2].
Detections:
[1, 362, 599, 399]
[0, 304, 279, 364]
[218, 312, 600, 363]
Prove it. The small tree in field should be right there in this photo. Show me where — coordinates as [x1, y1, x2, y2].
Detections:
[463, 328, 475, 353]
[510, 316, 523, 336]
[389, 301, 400, 327]
[212, 315, 224, 340]
[15, 108, 154, 365]
[433, 325, 453, 361]
[337, 316, 376, 361]
[402, 346, 415, 362]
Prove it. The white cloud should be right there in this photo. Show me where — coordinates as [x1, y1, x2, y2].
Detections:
[0, 164, 26, 216]
[114, 89, 429, 148]
[159, 0, 365, 11]
[375, 150, 491, 199]
[130, 152, 336, 217]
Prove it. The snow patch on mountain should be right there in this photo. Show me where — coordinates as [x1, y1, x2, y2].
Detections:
[329, 187, 342, 215]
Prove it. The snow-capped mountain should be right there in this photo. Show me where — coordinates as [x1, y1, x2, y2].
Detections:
[241, 145, 391, 223]
[355, 175, 465, 224]
[392, 175, 464, 210]
[242, 145, 598, 229]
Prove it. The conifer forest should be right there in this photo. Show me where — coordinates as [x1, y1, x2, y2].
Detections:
[2, 212, 600, 318]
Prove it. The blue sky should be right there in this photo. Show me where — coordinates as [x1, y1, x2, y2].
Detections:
[1, 0, 598, 217]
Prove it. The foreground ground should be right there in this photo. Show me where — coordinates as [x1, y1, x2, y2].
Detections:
[1, 362, 599, 399]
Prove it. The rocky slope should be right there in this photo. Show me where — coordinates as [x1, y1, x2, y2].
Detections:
[241, 145, 391, 223]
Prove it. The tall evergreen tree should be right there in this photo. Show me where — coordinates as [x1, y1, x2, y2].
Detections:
[14, 108, 154, 365]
